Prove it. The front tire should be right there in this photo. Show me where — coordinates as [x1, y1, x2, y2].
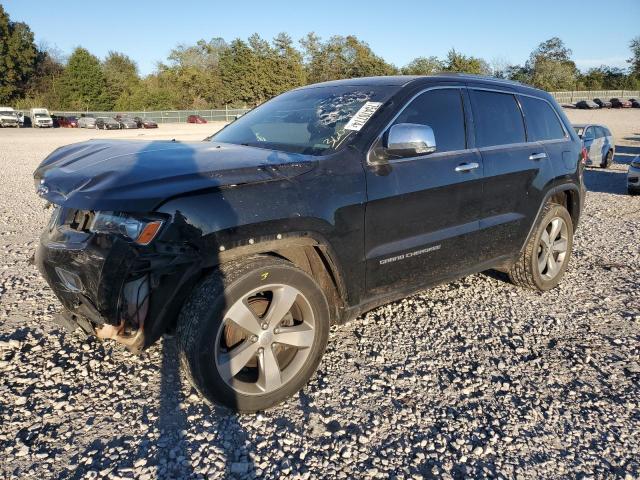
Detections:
[508, 202, 573, 291]
[177, 255, 330, 412]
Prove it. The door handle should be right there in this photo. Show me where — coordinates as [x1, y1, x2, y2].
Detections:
[529, 152, 547, 161]
[455, 162, 480, 173]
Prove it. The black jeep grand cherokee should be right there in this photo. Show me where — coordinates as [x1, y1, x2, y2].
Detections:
[34, 75, 585, 412]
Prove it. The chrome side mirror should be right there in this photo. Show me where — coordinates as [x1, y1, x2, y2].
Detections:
[386, 123, 437, 157]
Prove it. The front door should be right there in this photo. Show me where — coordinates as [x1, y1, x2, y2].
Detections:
[364, 87, 484, 297]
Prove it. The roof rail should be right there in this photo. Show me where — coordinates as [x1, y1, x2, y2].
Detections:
[432, 72, 527, 87]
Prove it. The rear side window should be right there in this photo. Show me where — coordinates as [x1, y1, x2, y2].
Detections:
[583, 127, 595, 140]
[392, 88, 466, 153]
[519, 96, 566, 141]
[470, 90, 525, 147]
[595, 126, 607, 138]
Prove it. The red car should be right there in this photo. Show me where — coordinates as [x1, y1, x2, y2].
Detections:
[187, 115, 207, 124]
[58, 116, 78, 128]
[610, 98, 632, 108]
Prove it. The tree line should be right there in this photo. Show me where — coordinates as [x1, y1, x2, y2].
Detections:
[1, 5, 639, 111]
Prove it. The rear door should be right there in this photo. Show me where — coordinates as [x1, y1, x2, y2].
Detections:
[518, 93, 572, 184]
[595, 126, 611, 160]
[364, 87, 484, 297]
[469, 88, 553, 262]
[582, 126, 600, 166]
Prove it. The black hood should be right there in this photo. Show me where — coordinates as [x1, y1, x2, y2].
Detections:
[34, 140, 315, 211]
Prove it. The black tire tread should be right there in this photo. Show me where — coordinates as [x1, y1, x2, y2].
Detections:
[176, 254, 329, 412]
[176, 255, 284, 405]
[508, 202, 558, 290]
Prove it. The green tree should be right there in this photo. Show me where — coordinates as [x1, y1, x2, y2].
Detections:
[0, 5, 38, 104]
[102, 51, 140, 110]
[159, 38, 228, 108]
[219, 39, 261, 106]
[526, 37, 578, 90]
[628, 36, 640, 80]
[444, 49, 490, 75]
[59, 47, 109, 110]
[300, 34, 396, 84]
[506, 65, 531, 84]
[271, 33, 306, 94]
[19, 46, 65, 109]
[127, 74, 177, 110]
[401, 56, 443, 75]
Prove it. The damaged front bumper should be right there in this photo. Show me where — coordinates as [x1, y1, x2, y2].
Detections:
[35, 207, 201, 353]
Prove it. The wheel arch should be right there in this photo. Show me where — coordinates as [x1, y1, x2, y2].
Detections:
[209, 233, 348, 324]
[519, 183, 582, 256]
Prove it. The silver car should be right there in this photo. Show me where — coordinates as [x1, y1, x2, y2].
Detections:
[78, 115, 97, 128]
[573, 123, 615, 168]
[628, 156, 640, 195]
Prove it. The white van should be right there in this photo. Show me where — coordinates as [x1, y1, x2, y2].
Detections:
[30, 108, 53, 128]
[0, 107, 19, 128]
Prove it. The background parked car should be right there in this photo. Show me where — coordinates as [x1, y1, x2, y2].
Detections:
[95, 117, 121, 130]
[57, 116, 78, 128]
[187, 114, 207, 124]
[628, 156, 640, 195]
[576, 100, 599, 109]
[573, 123, 615, 168]
[133, 116, 158, 128]
[78, 114, 97, 128]
[116, 116, 138, 129]
[593, 98, 612, 108]
[0, 107, 20, 127]
[630, 98, 640, 108]
[610, 98, 632, 108]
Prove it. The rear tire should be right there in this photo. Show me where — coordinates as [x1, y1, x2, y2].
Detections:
[601, 150, 613, 168]
[177, 255, 330, 412]
[508, 202, 573, 291]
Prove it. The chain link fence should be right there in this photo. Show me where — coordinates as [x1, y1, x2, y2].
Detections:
[49, 108, 251, 123]
[550, 90, 640, 105]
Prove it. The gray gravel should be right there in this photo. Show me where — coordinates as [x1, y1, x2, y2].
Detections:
[1, 124, 639, 479]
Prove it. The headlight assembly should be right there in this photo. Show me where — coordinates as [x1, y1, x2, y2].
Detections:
[90, 212, 163, 245]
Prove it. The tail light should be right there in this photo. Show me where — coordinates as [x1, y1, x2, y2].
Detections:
[581, 147, 588, 165]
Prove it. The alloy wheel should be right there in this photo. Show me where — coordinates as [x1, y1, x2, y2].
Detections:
[537, 217, 568, 281]
[214, 284, 316, 396]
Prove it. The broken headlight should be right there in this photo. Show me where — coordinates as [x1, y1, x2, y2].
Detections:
[89, 212, 163, 245]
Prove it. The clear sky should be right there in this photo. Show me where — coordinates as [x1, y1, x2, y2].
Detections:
[3, 0, 638, 75]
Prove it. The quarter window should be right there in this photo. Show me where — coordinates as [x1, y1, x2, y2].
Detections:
[519, 96, 566, 141]
[391, 89, 466, 153]
[470, 90, 526, 147]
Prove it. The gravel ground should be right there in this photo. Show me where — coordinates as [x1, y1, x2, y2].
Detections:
[1, 113, 639, 479]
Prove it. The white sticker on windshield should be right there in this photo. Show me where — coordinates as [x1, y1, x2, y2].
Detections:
[344, 101, 383, 131]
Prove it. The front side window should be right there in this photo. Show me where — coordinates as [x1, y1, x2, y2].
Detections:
[390, 89, 466, 153]
[211, 85, 399, 156]
[519, 96, 566, 141]
[470, 90, 526, 147]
